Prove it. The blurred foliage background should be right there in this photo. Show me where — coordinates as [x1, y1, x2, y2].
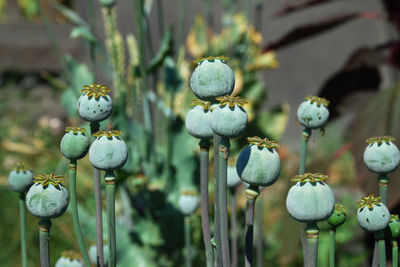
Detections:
[0, 0, 400, 266]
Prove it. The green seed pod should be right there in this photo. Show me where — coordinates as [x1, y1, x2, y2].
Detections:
[236, 137, 280, 187]
[60, 127, 90, 160]
[99, 0, 116, 7]
[296, 96, 329, 129]
[357, 194, 390, 232]
[328, 204, 347, 228]
[89, 244, 109, 266]
[363, 136, 400, 174]
[190, 56, 235, 100]
[185, 100, 213, 140]
[26, 173, 69, 219]
[389, 214, 400, 239]
[55, 251, 83, 267]
[178, 190, 199, 216]
[8, 162, 34, 193]
[77, 84, 113, 123]
[210, 95, 248, 138]
[89, 130, 128, 171]
[286, 173, 335, 223]
[227, 165, 241, 188]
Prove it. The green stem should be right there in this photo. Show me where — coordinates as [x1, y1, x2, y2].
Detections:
[69, 160, 91, 266]
[199, 140, 214, 267]
[230, 188, 238, 267]
[85, 0, 97, 80]
[245, 186, 260, 267]
[393, 240, 398, 267]
[256, 199, 263, 267]
[90, 122, 105, 267]
[305, 223, 319, 267]
[219, 137, 231, 267]
[105, 171, 117, 267]
[205, 0, 214, 28]
[177, 0, 185, 56]
[39, 219, 52, 267]
[329, 228, 336, 267]
[378, 173, 389, 205]
[184, 217, 192, 267]
[19, 193, 28, 267]
[213, 134, 221, 266]
[299, 128, 311, 175]
[376, 231, 386, 267]
[156, 0, 165, 38]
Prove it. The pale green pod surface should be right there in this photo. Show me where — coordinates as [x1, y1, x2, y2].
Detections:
[77, 94, 112, 123]
[89, 245, 110, 266]
[286, 181, 335, 223]
[185, 105, 213, 139]
[89, 136, 128, 171]
[190, 59, 235, 100]
[363, 141, 400, 174]
[357, 204, 390, 232]
[8, 170, 34, 193]
[55, 257, 84, 267]
[178, 193, 199, 216]
[99, 0, 116, 7]
[210, 105, 247, 138]
[389, 215, 400, 238]
[26, 183, 69, 219]
[297, 100, 329, 129]
[227, 165, 241, 188]
[236, 145, 280, 187]
[60, 131, 90, 160]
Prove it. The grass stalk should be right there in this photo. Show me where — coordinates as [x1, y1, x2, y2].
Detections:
[213, 134, 222, 266]
[378, 173, 389, 205]
[105, 171, 117, 267]
[219, 137, 231, 267]
[230, 187, 238, 267]
[305, 223, 319, 267]
[393, 240, 398, 267]
[69, 160, 91, 266]
[245, 186, 260, 267]
[329, 228, 336, 267]
[199, 140, 214, 267]
[39, 219, 52, 267]
[90, 122, 105, 267]
[184, 217, 192, 267]
[19, 193, 28, 267]
[375, 231, 386, 267]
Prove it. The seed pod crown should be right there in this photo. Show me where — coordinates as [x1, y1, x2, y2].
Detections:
[34, 173, 64, 187]
[81, 84, 111, 99]
[216, 95, 247, 108]
[366, 136, 395, 145]
[357, 194, 381, 210]
[305, 95, 330, 107]
[247, 136, 279, 149]
[290, 173, 328, 183]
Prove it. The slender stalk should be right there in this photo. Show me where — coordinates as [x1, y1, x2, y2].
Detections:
[213, 134, 222, 266]
[199, 140, 214, 267]
[329, 228, 336, 267]
[69, 160, 91, 266]
[177, 0, 185, 56]
[105, 171, 117, 267]
[90, 122, 104, 267]
[230, 187, 238, 267]
[254, 0, 263, 32]
[393, 240, 398, 267]
[305, 223, 320, 267]
[299, 128, 311, 175]
[256, 199, 263, 267]
[205, 0, 214, 28]
[378, 174, 389, 205]
[219, 137, 231, 267]
[245, 186, 260, 267]
[376, 231, 386, 267]
[156, 0, 165, 38]
[184, 217, 192, 267]
[85, 0, 97, 80]
[19, 193, 28, 267]
[39, 219, 52, 267]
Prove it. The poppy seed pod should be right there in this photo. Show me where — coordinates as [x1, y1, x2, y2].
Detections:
[389, 214, 400, 239]
[60, 127, 90, 160]
[77, 84, 113, 123]
[190, 56, 235, 100]
[178, 190, 199, 216]
[89, 130, 128, 171]
[227, 165, 241, 188]
[236, 137, 281, 187]
[26, 173, 69, 219]
[210, 95, 248, 138]
[286, 173, 335, 223]
[363, 136, 400, 174]
[8, 162, 34, 193]
[357, 194, 390, 232]
[55, 251, 84, 267]
[328, 204, 347, 228]
[297, 95, 329, 129]
[185, 100, 214, 140]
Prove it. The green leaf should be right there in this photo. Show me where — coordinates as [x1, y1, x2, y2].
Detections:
[50, 2, 87, 26]
[135, 219, 164, 246]
[147, 29, 173, 73]
[255, 104, 290, 141]
[65, 55, 94, 94]
[163, 57, 183, 93]
[143, 0, 154, 18]
[70, 26, 97, 43]
[60, 89, 78, 117]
